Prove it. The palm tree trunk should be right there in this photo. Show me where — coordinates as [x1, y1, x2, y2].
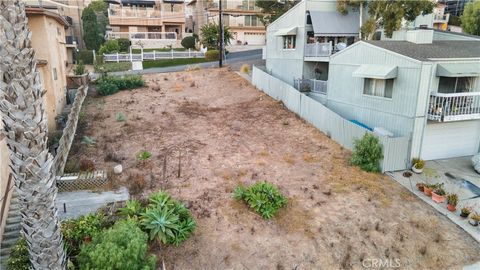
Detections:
[0, 1, 66, 269]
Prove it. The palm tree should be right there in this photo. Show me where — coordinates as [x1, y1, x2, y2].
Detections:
[0, 1, 66, 269]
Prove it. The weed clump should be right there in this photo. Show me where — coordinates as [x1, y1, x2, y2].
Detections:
[350, 133, 383, 173]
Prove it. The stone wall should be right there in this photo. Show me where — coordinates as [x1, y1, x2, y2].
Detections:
[53, 85, 88, 176]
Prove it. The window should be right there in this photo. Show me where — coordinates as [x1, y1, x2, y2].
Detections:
[244, 15, 259, 27]
[53, 68, 57, 80]
[363, 78, 393, 98]
[438, 76, 476, 93]
[283, 35, 296, 49]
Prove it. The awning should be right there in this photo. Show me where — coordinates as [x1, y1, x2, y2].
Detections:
[436, 62, 480, 77]
[274, 27, 297, 36]
[309, 11, 359, 37]
[353, 65, 398, 79]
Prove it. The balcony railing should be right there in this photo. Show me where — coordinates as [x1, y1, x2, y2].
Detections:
[304, 43, 332, 58]
[427, 92, 480, 122]
[434, 14, 449, 21]
[107, 32, 178, 40]
[108, 7, 184, 20]
[65, 36, 77, 45]
[293, 79, 327, 94]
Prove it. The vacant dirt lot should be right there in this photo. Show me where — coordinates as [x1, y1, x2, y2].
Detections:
[69, 68, 480, 269]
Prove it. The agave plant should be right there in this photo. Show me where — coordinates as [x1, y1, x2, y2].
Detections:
[233, 182, 287, 219]
[149, 191, 174, 208]
[141, 207, 179, 244]
[119, 200, 143, 219]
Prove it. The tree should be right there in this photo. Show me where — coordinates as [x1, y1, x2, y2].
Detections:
[82, 6, 103, 51]
[338, 0, 435, 39]
[200, 23, 232, 50]
[461, 1, 480, 36]
[255, 0, 298, 26]
[0, 1, 66, 269]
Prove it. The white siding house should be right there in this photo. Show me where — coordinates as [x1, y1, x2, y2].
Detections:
[327, 30, 480, 161]
[265, 0, 361, 87]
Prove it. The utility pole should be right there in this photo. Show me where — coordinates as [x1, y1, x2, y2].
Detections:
[219, 0, 223, 67]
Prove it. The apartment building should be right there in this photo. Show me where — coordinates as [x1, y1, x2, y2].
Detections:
[188, 0, 266, 45]
[106, 0, 187, 48]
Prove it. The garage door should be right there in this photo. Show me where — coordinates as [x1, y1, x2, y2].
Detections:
[421, 121, 480, 160]
[244, 33, 265, 45]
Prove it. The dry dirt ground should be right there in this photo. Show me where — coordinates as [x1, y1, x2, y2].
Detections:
[69, 68, 480, 270]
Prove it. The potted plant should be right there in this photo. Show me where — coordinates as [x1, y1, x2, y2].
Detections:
[446, 193, 458, 212]
[431, 184, 446, 203]
[468, 212, 480, 226]
[423, 184, 434, 197]
[416, 182, 426, 192]
[411, 158, 425, 174]
[460, 207, 472, 218]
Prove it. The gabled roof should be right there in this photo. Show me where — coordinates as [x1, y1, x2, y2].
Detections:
[308, 11, 359, 37]
[365, 40, 480, 61]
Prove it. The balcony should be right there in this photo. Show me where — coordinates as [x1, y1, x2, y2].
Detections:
[293, 78, 327, 94]
[304, 43, 332, 61]
[107, 32, 177, 40]
[427, 92, 480, 122]
[65, 36, 77, 48]
[108, 6, 185, 26]
[433, 14, 449, 23]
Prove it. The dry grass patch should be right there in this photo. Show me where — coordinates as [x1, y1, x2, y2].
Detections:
[282, 154, 295, 165]
[302, 153, 316, 163]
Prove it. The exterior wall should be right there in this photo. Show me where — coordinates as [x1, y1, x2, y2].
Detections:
[28, 15, 69, 132]
[265, 1, 307, 85]
[326, 42, 424, 140]
[265, 0, 343, 85]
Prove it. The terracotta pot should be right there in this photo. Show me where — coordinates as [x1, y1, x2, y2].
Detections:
[423, 187, 433, 197]
[432, 192, 445, 203]
[447, 204, 456, 212]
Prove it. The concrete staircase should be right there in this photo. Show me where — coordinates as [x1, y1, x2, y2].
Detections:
[0, 191, 22, 268]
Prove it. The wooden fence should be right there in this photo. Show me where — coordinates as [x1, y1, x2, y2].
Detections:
[252, 66, 410, 172]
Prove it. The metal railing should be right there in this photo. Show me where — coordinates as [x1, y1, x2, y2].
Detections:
[65, 36, 77, 45]
[304, 43, 332, 58]
[434, 14, 449, 21]
[293, 79, 328, 94]
[103, 49, 205, 62]
[428, 91, 480, 122]
[106, 32, 177, 40]
[108, 6, 184, 19]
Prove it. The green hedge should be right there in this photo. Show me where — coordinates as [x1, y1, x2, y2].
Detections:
[97, 75, 145, 96]
[77, 50, 94, 64]
[205, 50, 220, 61]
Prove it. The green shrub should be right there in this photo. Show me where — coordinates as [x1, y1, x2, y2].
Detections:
[117, 38, 131, 52]
[74, 60, 86, 75]
[98, 39, 120, 55]
[119, 200, 144, 219]
[77, 50, 94, 64]
[205, 50, 220, 61]
[137, 150, 152, 161]
[97, 75, 144, 96]
[181, 36, 196, 49]
[138, 191, 196, 245]
[61, 213, 107, 257]
[94, 62, 131, 73]
[6, 238, 30, 270]
[77, 219, 156, 270]
[233, 182, 287, 219]
[116, 112, 126, 122]
[350, 133, 383, 173]
[97, 81, 119, 96]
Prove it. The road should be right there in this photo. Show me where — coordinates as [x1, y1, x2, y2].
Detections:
[109, 49, 263, 76]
